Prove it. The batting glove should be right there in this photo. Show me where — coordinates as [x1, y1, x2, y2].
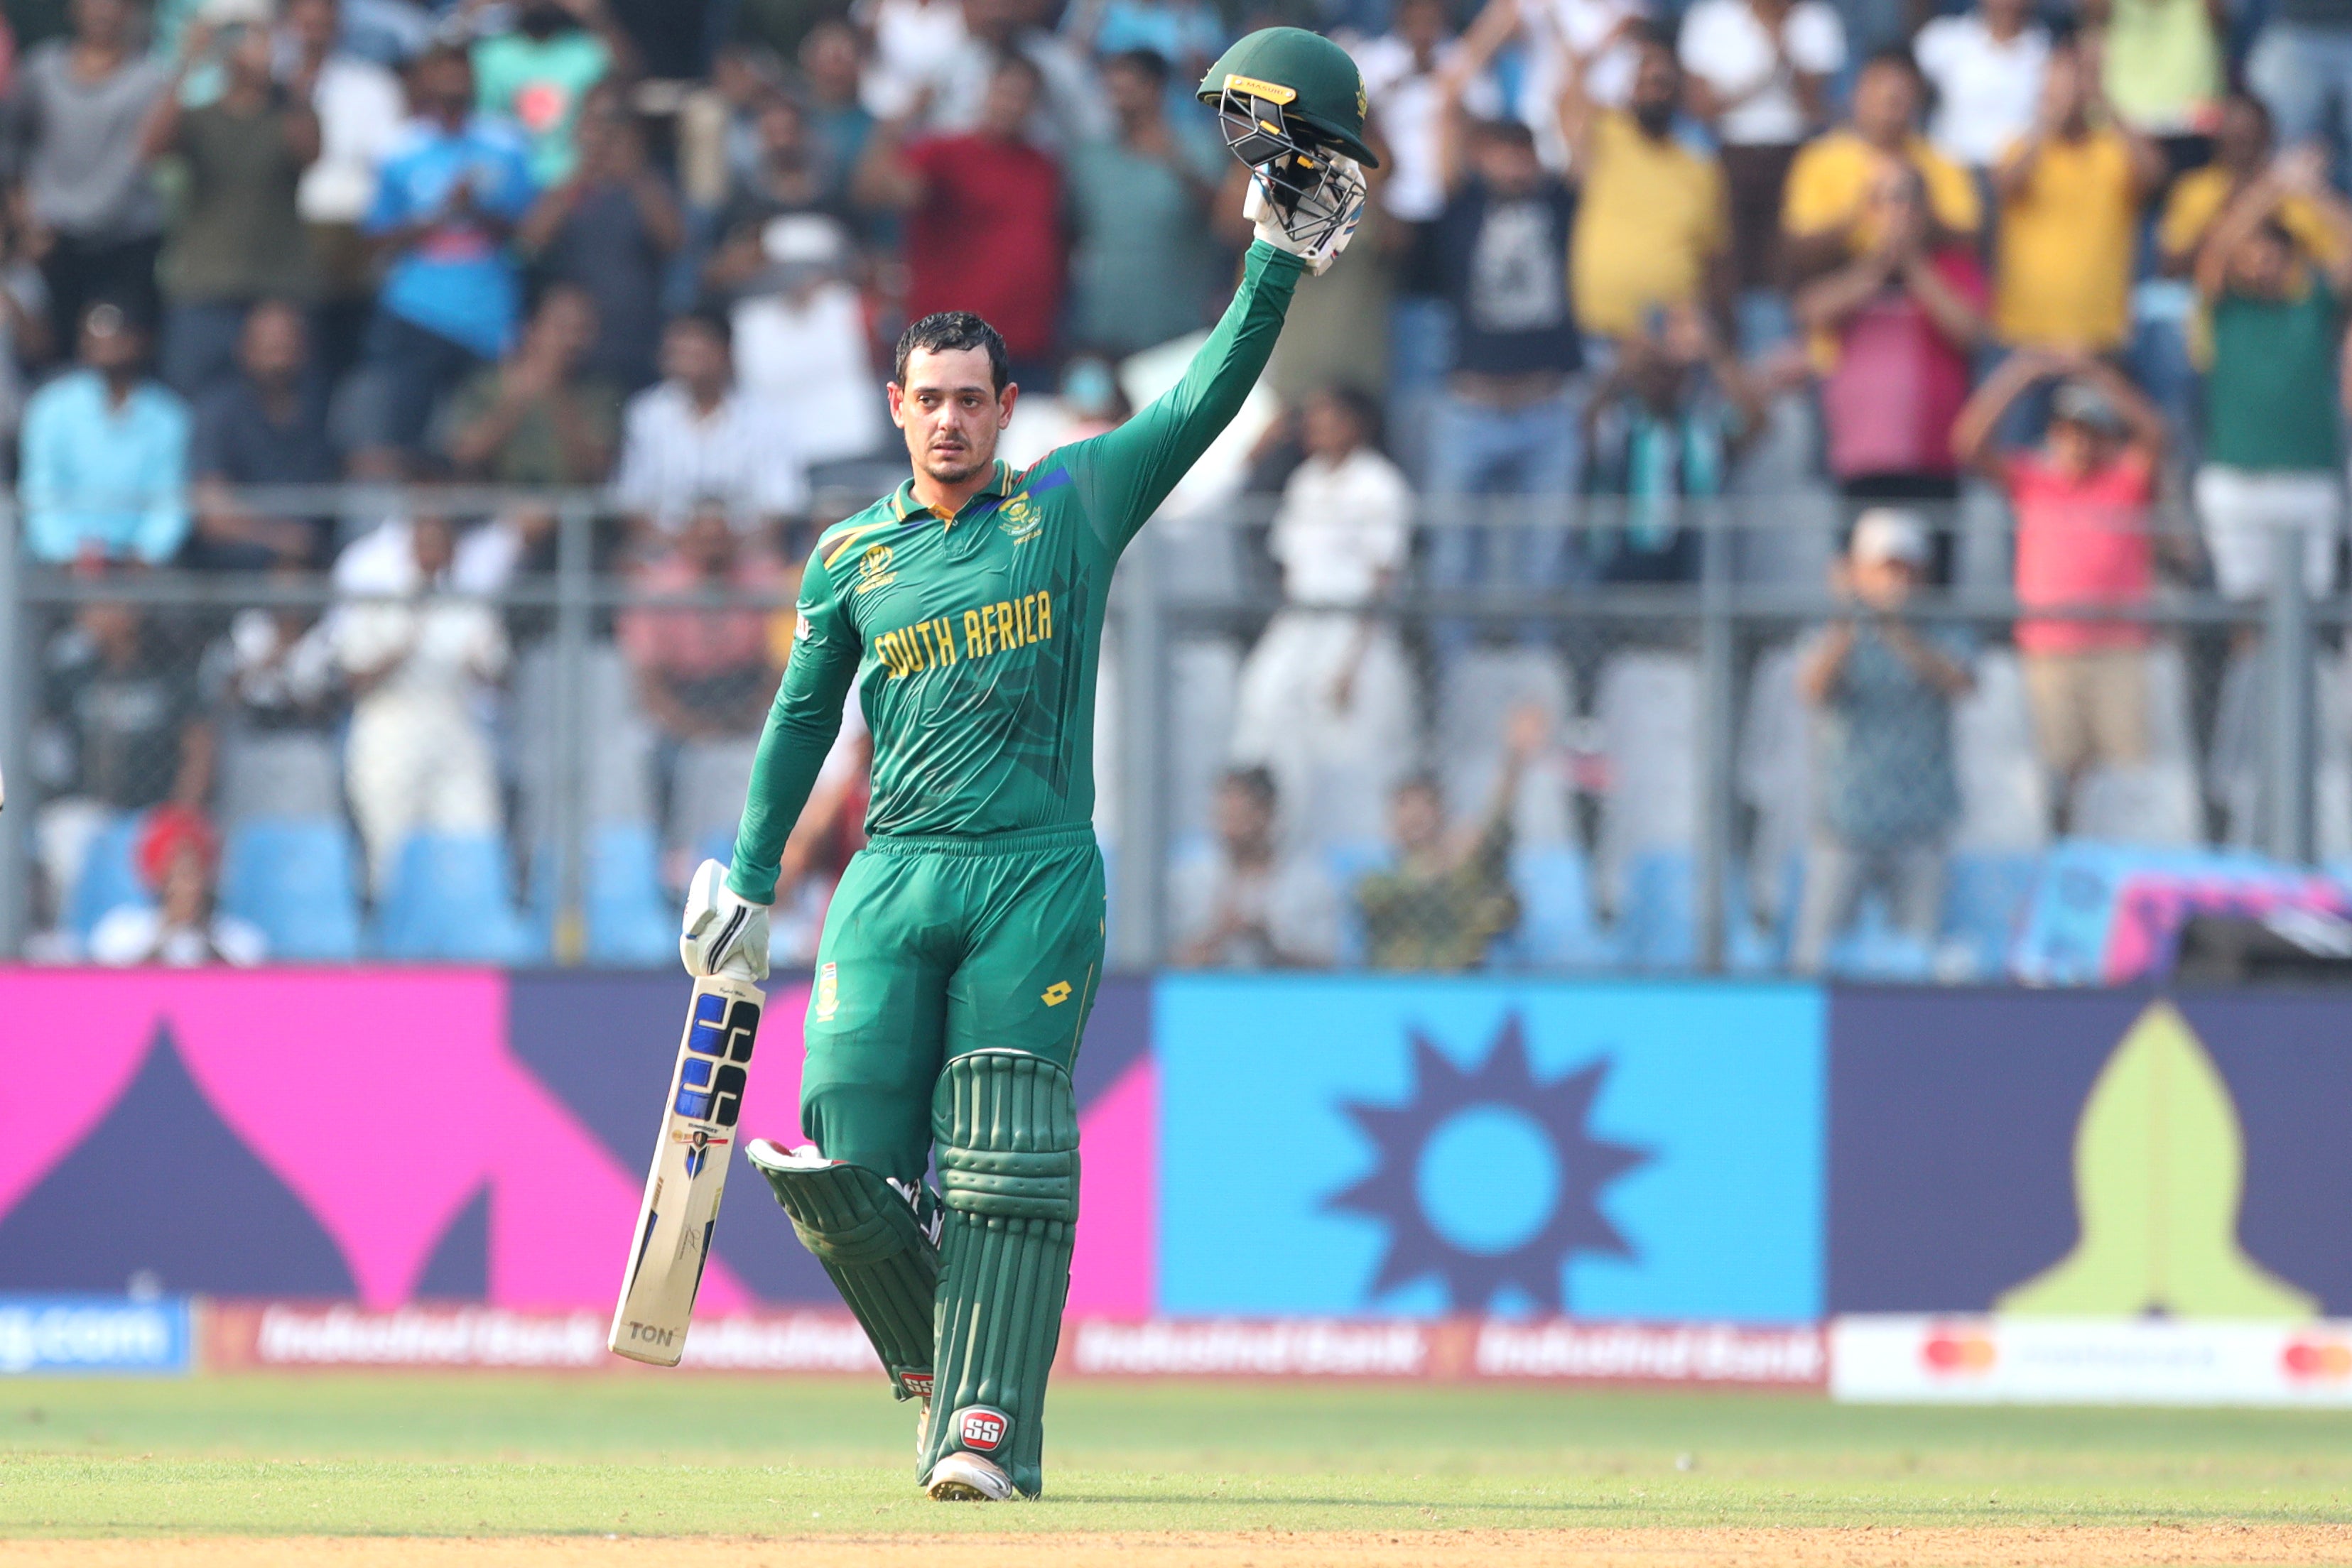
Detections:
[1246, 153, 1367, 276]
[680, 859, 770, 981]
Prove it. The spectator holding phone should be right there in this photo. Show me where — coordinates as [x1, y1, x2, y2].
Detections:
[1792, 509, 1972, 973]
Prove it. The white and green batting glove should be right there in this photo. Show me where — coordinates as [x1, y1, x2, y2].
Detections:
[1245, 154, 1367, 276]
[680, 859, 771, 981]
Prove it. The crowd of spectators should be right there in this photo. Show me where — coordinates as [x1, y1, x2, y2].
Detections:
[6, 0, 2351, 971]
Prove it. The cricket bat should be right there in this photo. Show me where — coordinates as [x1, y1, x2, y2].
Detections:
[609, 973, 764, 1366]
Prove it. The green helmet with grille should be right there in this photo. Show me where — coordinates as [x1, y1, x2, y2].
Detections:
[1196, 27, 1381, 174]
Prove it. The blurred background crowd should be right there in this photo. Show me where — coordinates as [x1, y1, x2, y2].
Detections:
[8, 0, 2352, 977]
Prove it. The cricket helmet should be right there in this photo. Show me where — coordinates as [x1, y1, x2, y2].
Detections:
[1197, 27, 1381, 173]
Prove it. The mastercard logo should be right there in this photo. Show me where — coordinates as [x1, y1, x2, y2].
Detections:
[1920, 1328, 1997, 1374]
[2282, 1339, 2352, 1381]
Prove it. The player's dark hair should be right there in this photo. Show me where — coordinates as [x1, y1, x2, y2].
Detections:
[894, 311, 1012, 394]
[1106, 47, 1171, 87]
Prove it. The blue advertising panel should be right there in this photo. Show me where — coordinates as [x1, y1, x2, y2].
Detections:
[0, 1297, 193, 1375]
[1158, 977, 1826, 1322]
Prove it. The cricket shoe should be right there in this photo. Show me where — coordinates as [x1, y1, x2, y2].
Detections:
[923, 1452, 1015, 1502]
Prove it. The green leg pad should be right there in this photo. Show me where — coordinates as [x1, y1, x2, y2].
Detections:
[917, 1050, 1079, 1498]
[749, 1145, 939, 1400]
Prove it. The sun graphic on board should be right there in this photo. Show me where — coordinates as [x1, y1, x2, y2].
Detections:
[1323, 1013, 1650, 1312]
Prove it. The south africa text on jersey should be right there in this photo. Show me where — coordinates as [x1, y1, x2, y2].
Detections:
[875, 588, 1056, 678]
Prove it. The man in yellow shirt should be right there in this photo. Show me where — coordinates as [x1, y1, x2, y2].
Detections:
[2159, 91, 2344, 278]
[1989, 36, 2165, 352]
[1557, 23, 1732, 339]
[1783, 48, 1981, 285]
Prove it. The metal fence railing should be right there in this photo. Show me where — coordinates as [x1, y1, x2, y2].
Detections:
[1, 487, 2341, 977]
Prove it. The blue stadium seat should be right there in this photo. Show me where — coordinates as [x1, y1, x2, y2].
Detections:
[1723, 853, 1793, 974]
[219, 817, 363, 961]
[1615, 849, 1695, 972]
[374, 831, 544, 963]
[585, 823, 676, 967]
[1942, 850, 2044, 980]
[67, 812, 144, 942]
[1505, 844, 1609, 969]
[1826, 913, 1935, 981]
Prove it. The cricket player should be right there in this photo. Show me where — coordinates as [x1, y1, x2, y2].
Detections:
[674, 28, 1375, 1503]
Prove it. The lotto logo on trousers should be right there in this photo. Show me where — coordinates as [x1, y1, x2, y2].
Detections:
[957, 1407, 1009, 1452]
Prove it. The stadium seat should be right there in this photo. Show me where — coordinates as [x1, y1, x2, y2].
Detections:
[1595, 651, 1698, 910]
[1613, 849, 1695, 972]
[219, 817, 364, 960]
[66, 813, 144, 942]
[1438, 648, 1576, 849]
[2071, 764, 2201, 847]
[669, 737, 760, 865]
[584, 823, 676, 967]
[1942, 850, 2042, 979]
[1737, 641, 1809, 937]
[1952, 650, 2050, 851]
[512, 642, 659, 853]
[217, 731, 343, 823]
[1504, 844, 1608, 969]
[1823, 900, 1935, 981]
[374, 831, 543, 963]
[1169, 638, 1240, 842]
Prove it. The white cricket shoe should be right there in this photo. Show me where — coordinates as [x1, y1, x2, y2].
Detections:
[923, 1451, 1014, 1501]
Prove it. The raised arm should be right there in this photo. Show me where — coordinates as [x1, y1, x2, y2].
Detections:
[1949, 349, 2057, 477]
[1063, 239, 1305, 552]
[725, 553, 861, 904]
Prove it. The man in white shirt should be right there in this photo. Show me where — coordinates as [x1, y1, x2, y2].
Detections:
[916, 0, 1108, 152]
[1679, 0, 1846, 290]
[330, 511, 511, 891]
[1170, 766, 1340, 968]
[1230, 386, 1418, 848]
[1353, 0, 1500, 225]
[730, 214, 887, 469]
[88, 805, 269, 967]
[612, 308, 808, 548]
[1914, 0, 2051, 169]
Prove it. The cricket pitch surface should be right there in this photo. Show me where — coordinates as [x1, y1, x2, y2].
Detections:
[4, 1376, 2349, 1566]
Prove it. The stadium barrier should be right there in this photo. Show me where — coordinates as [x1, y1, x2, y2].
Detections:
[9, 487, 2352, 981]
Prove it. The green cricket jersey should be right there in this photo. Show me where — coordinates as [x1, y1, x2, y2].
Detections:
[725, 240, 1306, 904]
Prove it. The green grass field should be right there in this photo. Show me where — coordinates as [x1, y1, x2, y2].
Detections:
[0, 1375, 2348, 1539]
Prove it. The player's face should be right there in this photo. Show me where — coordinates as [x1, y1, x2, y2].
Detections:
[890, 347, 1015, 486]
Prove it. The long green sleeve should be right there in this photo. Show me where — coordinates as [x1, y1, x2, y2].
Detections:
[727, 552, 857, 904]
[1066, 239, 1306, 552]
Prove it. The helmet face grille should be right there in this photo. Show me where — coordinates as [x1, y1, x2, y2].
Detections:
[1216, 85, 1360, 251]
[1217, 89, 1307, 173]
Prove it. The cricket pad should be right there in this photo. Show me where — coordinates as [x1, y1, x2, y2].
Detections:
[918, 1050, 1080, 1499]
[748, 1143, 938, 1400]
